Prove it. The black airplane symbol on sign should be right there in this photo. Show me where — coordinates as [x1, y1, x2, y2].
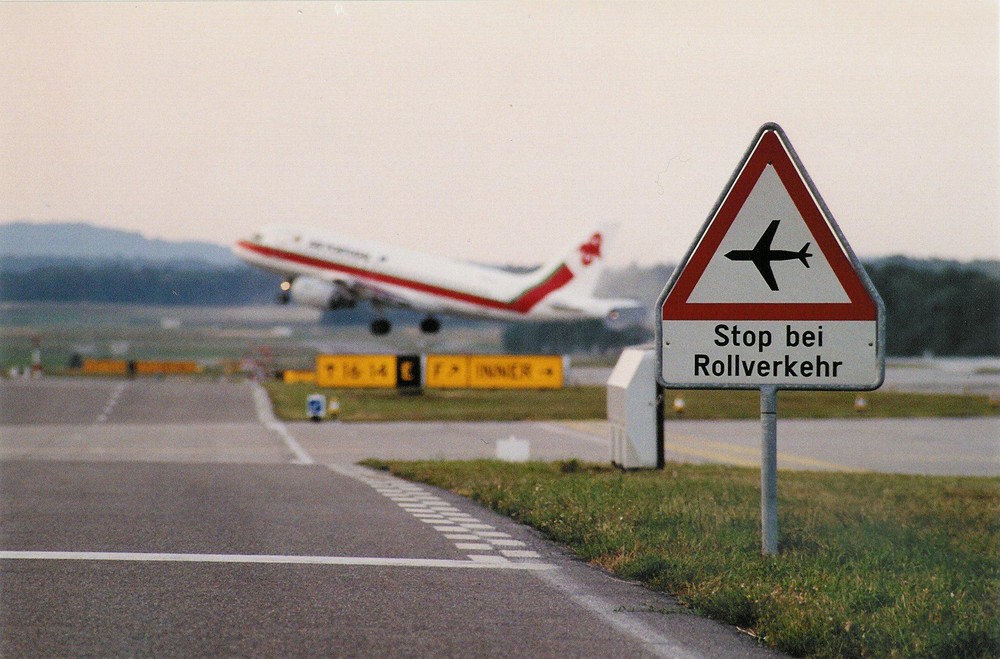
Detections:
[724, 219, 812, 291]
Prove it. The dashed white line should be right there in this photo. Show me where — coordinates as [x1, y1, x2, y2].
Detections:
[455, 543, 494, 551]
[501, 549, 541, 558]
[95, 382, 128, 424]
[469, 555, 509, 564]
[328, 463, 548, 565]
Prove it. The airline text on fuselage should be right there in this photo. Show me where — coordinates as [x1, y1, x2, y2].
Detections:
[306, 240, 371, 263]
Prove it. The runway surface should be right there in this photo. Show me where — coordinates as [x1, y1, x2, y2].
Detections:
[0, 378, 779, 658]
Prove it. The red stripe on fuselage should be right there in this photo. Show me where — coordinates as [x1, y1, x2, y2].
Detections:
[235, 241, 574, 314]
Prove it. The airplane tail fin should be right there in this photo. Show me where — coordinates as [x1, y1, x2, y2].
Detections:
[536, 224, 618, 297]
[520, 224, 644, 326]
[798, 243, 812, 268]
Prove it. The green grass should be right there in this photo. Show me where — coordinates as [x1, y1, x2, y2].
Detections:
[369, 459, 1000, 658]
[263, 382, 606, 421]
[264, 382, 999, 422]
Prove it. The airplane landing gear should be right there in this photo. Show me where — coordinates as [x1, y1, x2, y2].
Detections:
[370, 318, 392, 336]
[419, 316, 441, 334]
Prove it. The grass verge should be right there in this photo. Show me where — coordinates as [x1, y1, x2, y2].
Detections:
[264, 382, 998, 422]
[263, 383, 606, 421]
[367, 459, 1000, 658]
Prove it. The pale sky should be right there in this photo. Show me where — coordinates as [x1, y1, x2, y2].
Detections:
[2, 1, 997, 266]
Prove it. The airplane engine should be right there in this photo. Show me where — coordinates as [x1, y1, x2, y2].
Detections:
[604, 305, 648, 331]
[283, 276, 355, 310]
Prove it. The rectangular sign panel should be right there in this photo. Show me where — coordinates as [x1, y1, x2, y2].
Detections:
[283, 370, 317, 385]
[425, 355, 470, 389]
[316, 355, 397, 388]
[396, 355, 422, 390]
[661, 320, 879, 389]
[135, 361, 201, 375]
[81, 359, 128, 375]
[468, 355, 563, 390]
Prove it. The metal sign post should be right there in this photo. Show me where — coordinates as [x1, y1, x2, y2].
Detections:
[759, 386, 778, 555]
[656, 123, 884, 556]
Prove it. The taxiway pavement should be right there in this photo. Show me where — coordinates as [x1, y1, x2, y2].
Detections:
[1, 378, 777, 658]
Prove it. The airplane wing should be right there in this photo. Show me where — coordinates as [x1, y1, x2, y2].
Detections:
[753, 219, 781, 252]
[752, 256, 780, 291]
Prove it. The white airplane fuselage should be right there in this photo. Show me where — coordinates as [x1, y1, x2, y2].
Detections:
[233, 224, 642, 333]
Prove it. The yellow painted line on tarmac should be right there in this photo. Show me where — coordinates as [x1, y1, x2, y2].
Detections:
[665, 433, 859, 472]
[554, 421, 860, 472]
[663, 435, 760, 468]
[553, 420, 607, 439]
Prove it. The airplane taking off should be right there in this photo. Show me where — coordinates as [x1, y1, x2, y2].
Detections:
[233, 224, 644, 335]
[724, 219, 812, 292]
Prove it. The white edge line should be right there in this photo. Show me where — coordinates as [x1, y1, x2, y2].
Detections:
[0, 551, 553, 570]
[251, 382, 315, 465]
[530, 568, 703, 659]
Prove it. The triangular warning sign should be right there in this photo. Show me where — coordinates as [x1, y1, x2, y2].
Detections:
[659, 124, 878, 322]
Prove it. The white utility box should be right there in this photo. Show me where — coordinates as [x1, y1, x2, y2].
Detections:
[606, 348, 663, 469]
[496, 436, 531, 462]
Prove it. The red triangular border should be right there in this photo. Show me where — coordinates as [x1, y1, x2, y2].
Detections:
[661, 129, 877, 321]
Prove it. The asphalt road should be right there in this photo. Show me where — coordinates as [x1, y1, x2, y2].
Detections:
[0, 378, 777, 658]
[286, 414, 998, 478]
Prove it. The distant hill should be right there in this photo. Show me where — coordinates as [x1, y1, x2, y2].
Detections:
[0, 222, 238, 266]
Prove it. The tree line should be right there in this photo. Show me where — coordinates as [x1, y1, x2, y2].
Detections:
[0, 257, 996, 356]
[865, 257, 998, 356]
[502, 257, 999, 357]
[0, 261, 282, 306]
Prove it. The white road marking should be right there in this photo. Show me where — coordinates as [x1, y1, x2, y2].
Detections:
[454, 543, 494, 551]
[531, 567, 702, 658]
[251, 382, 314, 465]
[95, 382, 128, 424]
[327, 463, 548, 564]
[322, 464, 696, 655]
[500, 549, 541, 558]
[0, 551, 552, 570]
